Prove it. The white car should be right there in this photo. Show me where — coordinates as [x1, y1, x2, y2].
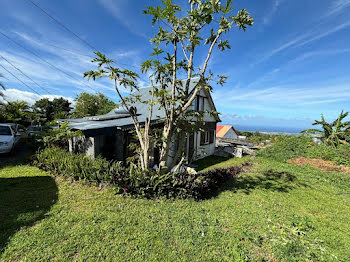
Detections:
[0, 124, 21, 154]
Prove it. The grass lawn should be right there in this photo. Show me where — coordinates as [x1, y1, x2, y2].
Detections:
[1, 158, 350, 261]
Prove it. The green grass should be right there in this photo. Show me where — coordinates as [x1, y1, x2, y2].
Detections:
[194, 155, 251, 172]
[1, 158, 350, 261]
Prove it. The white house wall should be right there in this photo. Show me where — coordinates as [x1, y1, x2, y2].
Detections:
[193, 131, 216, 160]
[200, 89, 217, 122]
[186, 89, 217, 122]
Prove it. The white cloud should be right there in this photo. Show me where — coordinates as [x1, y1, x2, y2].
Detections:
[286, 48, 350, 66]
[296, 21, 350, 47]
[253, 34, 307, 65]
[325, 0, 350, 17]
[263, 0, 282, 25]
[219, 112, 317, 132]
[0, 88, 74, 105]
[0, 32, 122, 96]
[213, 83, 350, 109]
[255, 20, 350, 65]
[98, 0, 148, 38]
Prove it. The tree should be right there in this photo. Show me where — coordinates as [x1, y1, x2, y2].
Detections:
[33, 97, 71, 124]
[52, 97, 72, 119]
[302, 111, 350, 148]
[0, 100, 31, 125]
[33, 98, 54, 124]
[72, 92, 117, 118]
[85, 0, 254, 171]
[40, 122, 82, 150]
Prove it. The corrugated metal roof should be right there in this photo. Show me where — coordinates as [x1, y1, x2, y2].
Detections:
[63, 79, 201, 131]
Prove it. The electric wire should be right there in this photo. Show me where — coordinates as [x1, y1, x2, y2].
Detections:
[0, 63, 42, 96]
[27, 0, 149, 82]
[0, 54, 53, 95]
[0, 30, 98, 93]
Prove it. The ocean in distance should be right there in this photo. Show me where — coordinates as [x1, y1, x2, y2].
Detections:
[233, 125, 307, 134]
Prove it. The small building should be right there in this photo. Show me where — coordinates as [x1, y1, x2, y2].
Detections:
[216, 125, 239, 139]
[61, 79, 220, 166]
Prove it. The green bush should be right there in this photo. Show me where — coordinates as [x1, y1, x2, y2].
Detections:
[112, 163, 251, 200]
[35, 147, 251, 200]
[34, 147, 123, 183]
[257, 135, 314, 162]
[306, 144, 350, 166]
[258, 135, 350, 166]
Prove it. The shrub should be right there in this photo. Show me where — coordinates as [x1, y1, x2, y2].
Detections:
[34, 147, 123, 183]
[305, 144, 350, 166]
[258, 135, 314, 162]
[35, 147, 251, 200]
[112, 162, 252, 200]
[258, 135, 350, 166]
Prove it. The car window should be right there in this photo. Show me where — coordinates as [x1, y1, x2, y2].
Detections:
[0, 126, 12, 136]
[10, 126, 17, 133]
[28, 126, 42, 132]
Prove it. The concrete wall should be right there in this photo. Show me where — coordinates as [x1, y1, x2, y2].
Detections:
[69, 136, 95, 157]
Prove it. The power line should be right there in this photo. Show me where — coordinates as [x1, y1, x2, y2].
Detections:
[0, 30, 98, 93]
[44, 43, 94, 59]
[27, 0, 98, 52]
[0, 63, 42, 96]
[0, 54, 53, 95]
[26, 0, 147, 81]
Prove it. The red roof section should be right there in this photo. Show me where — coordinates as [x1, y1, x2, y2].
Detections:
[216, 125, 224, 133]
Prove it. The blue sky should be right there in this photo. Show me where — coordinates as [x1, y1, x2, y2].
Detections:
[0, 0, 349, 130]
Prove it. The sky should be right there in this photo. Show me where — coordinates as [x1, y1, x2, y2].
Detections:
[0, 0, 349, 131]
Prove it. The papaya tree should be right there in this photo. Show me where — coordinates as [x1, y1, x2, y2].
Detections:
[84, 0, 254, 171]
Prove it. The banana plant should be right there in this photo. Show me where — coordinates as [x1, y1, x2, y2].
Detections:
[302, 111, 350, 148]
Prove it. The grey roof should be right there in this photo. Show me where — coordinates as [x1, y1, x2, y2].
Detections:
[62, 78, 214, 131]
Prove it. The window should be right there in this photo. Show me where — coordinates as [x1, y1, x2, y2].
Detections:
[0, 126, 12, 136]
[200, 131, 210, 145]
[200, 129, 215, 145]
[209, 130, 215, 143]
[28, 126, 42, 132]
[196, 96, 205, 112]
[191, 97, 197, 111]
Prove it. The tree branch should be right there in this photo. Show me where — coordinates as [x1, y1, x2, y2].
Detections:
[114, 79, 145, 151]
[169, 40, 178, 125]
[180, 32, 221, 114]
[180, 40, 190, 63]
[184, 45, 195, 96]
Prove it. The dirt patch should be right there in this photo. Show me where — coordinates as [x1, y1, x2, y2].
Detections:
[288, 157, 350, 173]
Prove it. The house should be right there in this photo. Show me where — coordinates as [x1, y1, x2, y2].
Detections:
[62, 79, 220, 166]
[216, 125, 239, 139]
